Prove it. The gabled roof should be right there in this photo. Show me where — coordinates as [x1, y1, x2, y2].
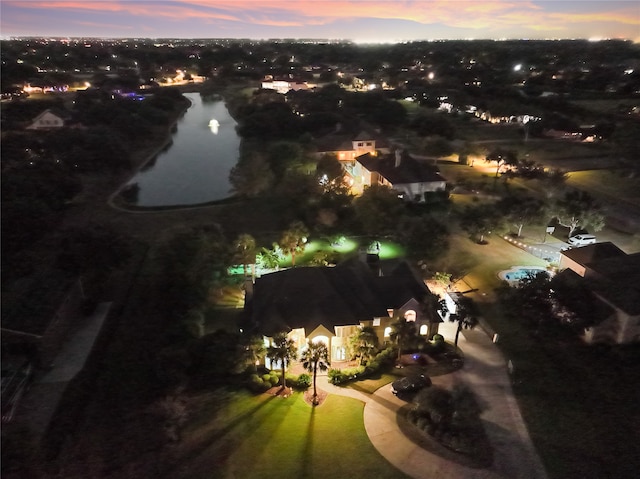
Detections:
[246, 259, 433, 336]
[560, 242, 626, 266]
[31, 108, 71, 122]
[588, 253, 640, 315]
[314, 126, 388, 154]
[561, 245, 640, 316]
[357, 151, 447, 185]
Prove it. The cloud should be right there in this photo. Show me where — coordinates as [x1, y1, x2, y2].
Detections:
[3, 0, 639, 39]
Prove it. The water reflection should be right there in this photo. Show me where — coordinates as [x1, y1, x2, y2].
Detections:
[123, 92, 240, 206]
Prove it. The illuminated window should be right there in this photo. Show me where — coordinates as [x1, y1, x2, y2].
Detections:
[373, 318, 381, 326]
[404, 310, 417, 322]
[384, 327, 391, 337]
[420, 325, 428, 335]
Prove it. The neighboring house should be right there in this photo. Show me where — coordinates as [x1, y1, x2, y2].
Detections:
[314, 127, 390, 165]
[261, 79, 310, 94]
[26, 108, 70, 130]
[352, 149, 447, 201]
[243, 258, 443, 365]
[558, 242, 640, 344]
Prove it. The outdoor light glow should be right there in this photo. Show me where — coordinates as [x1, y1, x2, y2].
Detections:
[208, 119, 219, 134]
[514, 64, 522, 72]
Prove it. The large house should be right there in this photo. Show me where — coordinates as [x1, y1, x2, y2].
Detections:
[351, 149, 447, 200]
[558, 242, 640, 344]
[243, 258, 443, 365]
[314, 127, 390, 165]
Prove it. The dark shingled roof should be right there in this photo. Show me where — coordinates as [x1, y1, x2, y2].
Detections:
[560, 242, 626, 266]
[356, 151, 447, 185]
[247, 259, 432, 336]
[314, 128, 389, 154]
[588, 253, 640, 315]
[561, 245, 640, 316]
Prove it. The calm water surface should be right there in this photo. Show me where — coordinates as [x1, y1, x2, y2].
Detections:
[125, 92, 240, 206]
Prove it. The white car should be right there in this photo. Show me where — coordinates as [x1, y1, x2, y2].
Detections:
[568, 234, 596, 246]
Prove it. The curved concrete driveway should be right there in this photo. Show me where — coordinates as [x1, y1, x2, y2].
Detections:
[318, 329, 548, 479]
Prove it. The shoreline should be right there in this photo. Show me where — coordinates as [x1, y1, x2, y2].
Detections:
[108, 87, 244, 213]
[107, 94, 192, 211]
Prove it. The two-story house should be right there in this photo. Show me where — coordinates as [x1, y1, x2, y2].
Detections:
[351, 149, 447, 201]
[243, 259, 443, 366]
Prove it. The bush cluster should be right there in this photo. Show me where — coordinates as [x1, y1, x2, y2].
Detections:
[247, 370, 280, 392]
[246, 371, 312, 393]
[406, 385, 487, 457]
[328, 347, 396, 385]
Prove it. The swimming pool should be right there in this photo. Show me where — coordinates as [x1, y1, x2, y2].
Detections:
[498, 266, 549, 283]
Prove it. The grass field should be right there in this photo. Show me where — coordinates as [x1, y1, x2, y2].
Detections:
[172, 390, 409, 479]
[567, 170, 640, 207]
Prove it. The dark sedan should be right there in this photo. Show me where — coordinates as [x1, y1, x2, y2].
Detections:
[391, 374, 432, 395]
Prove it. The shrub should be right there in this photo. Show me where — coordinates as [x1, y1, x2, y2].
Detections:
[261, 373, 272, 383]
[284, 373, 299, 387]
[432, 334, 444, 343]
[269, 372, 280, 386]
[296, 373, 311, 389]
[328, 368, 347, 385]
[247, 374, 269, 393]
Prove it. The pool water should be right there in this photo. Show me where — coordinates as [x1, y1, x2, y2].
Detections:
[499, 267, 548, 283]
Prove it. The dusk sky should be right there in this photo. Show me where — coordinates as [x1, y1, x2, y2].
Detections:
[2, 1, 639, 43]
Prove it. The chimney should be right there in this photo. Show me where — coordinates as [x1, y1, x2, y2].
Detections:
[395, 149, 402, 167]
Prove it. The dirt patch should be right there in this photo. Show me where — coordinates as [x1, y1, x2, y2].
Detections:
[266, 386, 293, 398]
[303, 388, 328, 407]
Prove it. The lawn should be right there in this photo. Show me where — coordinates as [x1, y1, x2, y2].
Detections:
[172, 390, 409, 479]
[567, 170, 640, 207]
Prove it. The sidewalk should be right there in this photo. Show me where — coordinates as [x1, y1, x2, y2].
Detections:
[318, 329, 548, 479]
[16, 302, 113, 445]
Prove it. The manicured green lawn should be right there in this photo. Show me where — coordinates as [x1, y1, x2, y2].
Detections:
[175, 390, 409, 479]
[346, 373, 398, 394]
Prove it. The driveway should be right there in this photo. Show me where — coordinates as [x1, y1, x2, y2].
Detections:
[318, 326, 548, 479]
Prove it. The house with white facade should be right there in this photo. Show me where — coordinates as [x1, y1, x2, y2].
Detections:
[351, 149, 447, 201]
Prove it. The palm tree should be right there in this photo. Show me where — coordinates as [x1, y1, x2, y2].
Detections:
[242, 334, 266, 372]
[349, 326, 379, 365]
[300, 340, 330, 405]
[279, 221, 309, 267]
[390, 317, 417, 362]
[266, 333, 297, 390]
[449, 296, 479, 349]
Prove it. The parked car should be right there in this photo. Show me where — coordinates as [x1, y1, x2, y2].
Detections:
[568, 234, 596, 246]
[391, 374, 432, 395]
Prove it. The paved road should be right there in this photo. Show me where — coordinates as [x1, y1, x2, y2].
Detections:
[317, 326, 548, 479]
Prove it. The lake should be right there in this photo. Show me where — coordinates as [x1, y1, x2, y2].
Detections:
[124, 92, 240, 206]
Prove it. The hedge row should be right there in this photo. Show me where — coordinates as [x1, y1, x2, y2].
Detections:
[246, 371, 311, 393]
[327, 347, 396, 385]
